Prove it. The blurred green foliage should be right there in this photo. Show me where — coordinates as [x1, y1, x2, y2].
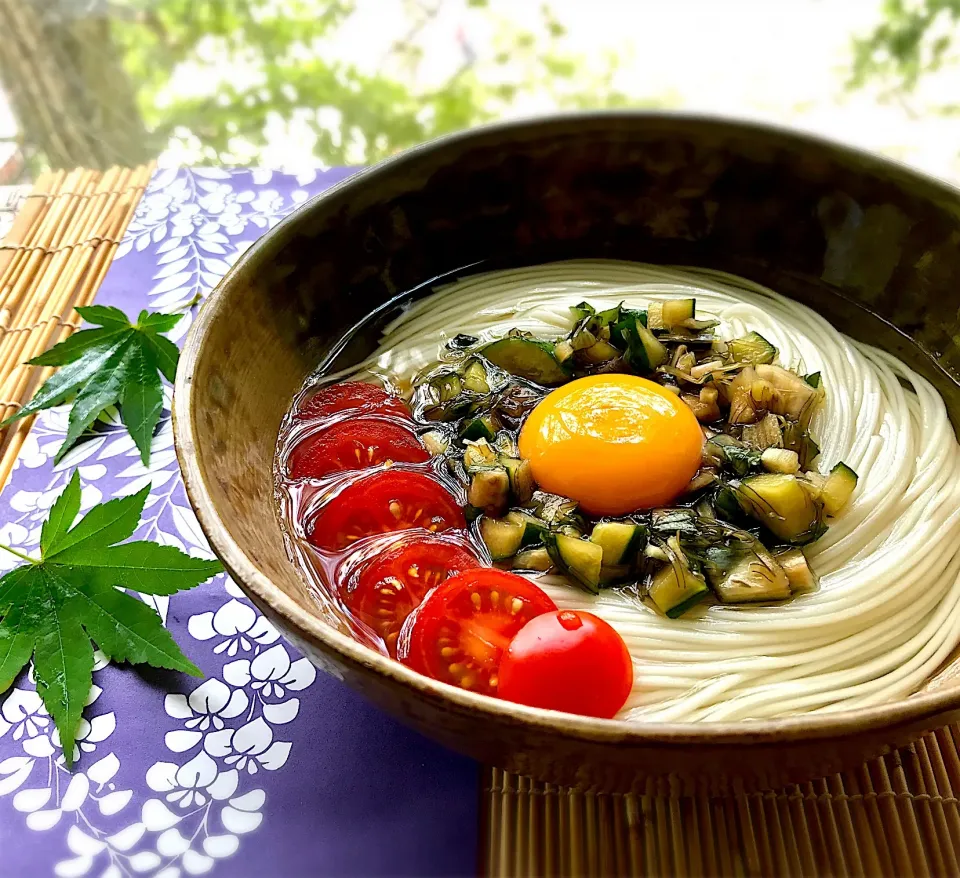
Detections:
[110, 0, 650, 166]
[850, 0, 960, 99]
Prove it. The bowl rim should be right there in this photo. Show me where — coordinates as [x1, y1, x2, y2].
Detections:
[173, 110, 960, 748]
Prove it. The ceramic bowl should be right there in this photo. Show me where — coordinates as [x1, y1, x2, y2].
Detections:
[174, 113, 960, 793]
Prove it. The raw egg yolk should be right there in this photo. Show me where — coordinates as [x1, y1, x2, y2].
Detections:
[518, 374, 704, 516]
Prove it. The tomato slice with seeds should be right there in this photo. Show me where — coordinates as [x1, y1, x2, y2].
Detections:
[499, 610, 633, 719]
[398, 569, 556, 696]
[345, 536, 479, 656]
[287, 417, 429, 480]
[308, 470, 465, 551]
[297, 381, 410, 422]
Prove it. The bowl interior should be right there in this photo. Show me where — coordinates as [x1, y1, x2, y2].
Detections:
[177, 114, 960, 725]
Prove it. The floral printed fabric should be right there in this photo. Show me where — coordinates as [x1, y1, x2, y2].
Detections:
[0, 168, 478, 878]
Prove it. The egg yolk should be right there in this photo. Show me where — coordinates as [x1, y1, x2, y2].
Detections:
[518, 374, 704, 516]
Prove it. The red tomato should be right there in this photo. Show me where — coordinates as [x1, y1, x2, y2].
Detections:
[308, 470, 464, 551]
[287, 418, 429, 480]
[498, 610, 633, 719]
[345, 536, 479, 656]
[399, 569, 556, 696]
[297, 381, 410, 422]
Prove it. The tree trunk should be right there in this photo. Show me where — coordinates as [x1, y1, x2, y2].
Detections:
[0, 0, 155, 170]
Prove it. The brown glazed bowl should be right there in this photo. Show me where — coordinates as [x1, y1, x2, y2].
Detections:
[174, 113, 960, 793]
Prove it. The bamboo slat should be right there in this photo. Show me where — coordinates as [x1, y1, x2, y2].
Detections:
[0, 164, 153, 490]
[483, 730, 960, 876]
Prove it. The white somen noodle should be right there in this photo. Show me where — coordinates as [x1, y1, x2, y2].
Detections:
[328, 260, 960, 722]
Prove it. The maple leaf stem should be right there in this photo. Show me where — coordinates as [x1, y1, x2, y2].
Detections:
[0, 542, 37, 564]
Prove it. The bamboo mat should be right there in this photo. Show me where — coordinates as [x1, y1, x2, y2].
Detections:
[483, 726, 960, 876]
[0, 164, 153, 490]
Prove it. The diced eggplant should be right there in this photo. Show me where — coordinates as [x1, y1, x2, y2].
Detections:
[755, 364, 825, 425]
[463, 440, 498, 472]
[481, 337, 569, 386]
[468, 468, 510, 517]
[682, 386, 721, 423]
[512, 547, 553, 572]
[461, 359, 490, 394]
[727, 331, 777, 365]
[499, 456, 535, 505]
[683, 469, 718, 494]
[775, 547, 819, 595]
[821, 462, 858, 516]
[480, 516, 525, 560]
[727, 366, 759, 425]
[545, 533, 603, 593]
[533, 492, 583, 530]
[648, 537, 709, 618]
[735, 473, 825, 544]
[590, 521, 646, 566]
[761, 447, 800, 474]
[570, 327, 598, 351]
[690, 359, 724, 381]
[742, 413, 782, 450]
[422, 430, 450, 456]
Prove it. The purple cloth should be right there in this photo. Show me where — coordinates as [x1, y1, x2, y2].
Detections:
[0, 168, 479, 877]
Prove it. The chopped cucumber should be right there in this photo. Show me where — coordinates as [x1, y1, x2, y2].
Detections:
[479, 516, 524, 560]
[648, 549, 709, 618]
[505, 510, 548, 547]
[499, 457, 535, 505]
[610, 308, 647, 349]
[590, 521, 645, 566]
[570, 327, 598, 351]
[736, 473, 825, 544]
[804, 372, 822, 389]
[761, 447, 800, 474]
[461, 359, 490, 394]
[582, 339, 620, 364]
[546, 533, 603, 594]
[821, 462, 858, 516]
[512, 547, 553, 572]
[620, 313, 667, 371]
[727, 331, 777, 365]
[709, 551, 791, 603]
[481, 337, 569, 386]
[775, 547, 819, 595]
[648, 299, 697, 330]
[460, 415, 496, 442]
[430, 372, 462, 402]
[571, 301, 595, 322]
[662, 299, 696, 328]
[554, 339, 575, 364]
[468, 469, 510, 516]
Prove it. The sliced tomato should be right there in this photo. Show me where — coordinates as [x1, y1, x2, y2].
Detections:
[398, 569, 556, 696]
[345, 535, 479, 656]
[297, 381, 410, 422]
[287, 418, 429, 480]
[498, 610, 633, 719]
[308, 470, 464, 551]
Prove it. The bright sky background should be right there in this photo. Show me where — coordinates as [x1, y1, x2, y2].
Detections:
[329, 0, 960, 183]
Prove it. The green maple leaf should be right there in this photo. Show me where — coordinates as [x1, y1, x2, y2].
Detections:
[0, 305, 184, 465]
[0, 472, 222, 767]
